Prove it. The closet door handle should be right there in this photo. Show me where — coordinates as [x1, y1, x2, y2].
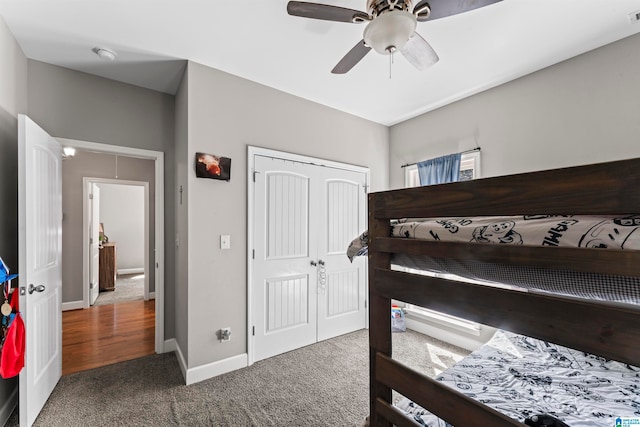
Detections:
[310, 260, 317, 267]
[318, 260, 325, 266]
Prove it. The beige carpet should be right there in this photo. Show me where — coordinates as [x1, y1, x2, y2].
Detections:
[93, 273, 144, 306]
[7, 329, 469, 427]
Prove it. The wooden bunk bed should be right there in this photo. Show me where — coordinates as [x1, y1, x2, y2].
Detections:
[366, 158, 640, 426]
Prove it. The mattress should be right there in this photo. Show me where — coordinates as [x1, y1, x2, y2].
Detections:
[396, 330, 640, 427]
[390, 215, 640, 250]
[346, 215, 640, 305]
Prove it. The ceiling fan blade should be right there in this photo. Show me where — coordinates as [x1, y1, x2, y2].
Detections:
[287, 1, 368, 23]
[400, 33, 439, 71]
[414, 0, 502, 22]
[331, 40, 371, 74]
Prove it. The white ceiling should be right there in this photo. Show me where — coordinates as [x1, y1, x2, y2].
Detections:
[2, 0, 640, 126]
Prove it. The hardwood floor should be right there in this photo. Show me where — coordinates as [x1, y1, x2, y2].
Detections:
[62, 299, 155, 375]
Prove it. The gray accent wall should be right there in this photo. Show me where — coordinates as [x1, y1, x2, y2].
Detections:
[183, 61, 388, 369]
[0, 15, 26, 425]
[27, 61, 177, 338]
[389, 32, 640, 189]
[61, 151, 155, 301]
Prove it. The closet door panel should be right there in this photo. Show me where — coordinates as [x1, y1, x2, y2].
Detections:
[317, 171, 368, 341]
[253, 157, 318, 362]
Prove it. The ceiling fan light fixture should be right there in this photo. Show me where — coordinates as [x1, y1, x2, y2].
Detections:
[363, 10, 417, 55]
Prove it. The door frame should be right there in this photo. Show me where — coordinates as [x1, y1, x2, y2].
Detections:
[83, 178, 150, 306]
[247, 146, 369, 365]
[88, 182, 101, 305]
[57, 137, 165, 354]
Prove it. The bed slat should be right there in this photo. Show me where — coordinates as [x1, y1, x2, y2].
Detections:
[374, 237, 640, 277]
[375, 398, 424, 427]
[373, 268, 640, 366]
[376, 353, 524, 426]
[373, 158, 640, 219]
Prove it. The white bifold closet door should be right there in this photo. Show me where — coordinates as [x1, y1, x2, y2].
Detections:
[252, 155, 367, 362]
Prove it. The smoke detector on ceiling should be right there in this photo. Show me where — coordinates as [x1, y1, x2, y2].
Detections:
[92, 47, 117, 61]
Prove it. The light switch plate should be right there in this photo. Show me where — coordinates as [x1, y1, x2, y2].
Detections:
[220, 235, 231, 250]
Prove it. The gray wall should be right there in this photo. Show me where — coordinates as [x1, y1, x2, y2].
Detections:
[27, 61, 176, 337]
[389, 32, 640, 188]
[183, 61, 389, 368]
[0, 15, 26, 425]
[62, 151, 155, 302]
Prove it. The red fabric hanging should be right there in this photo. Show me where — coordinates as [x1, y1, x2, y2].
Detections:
[0, 288, 25, 379]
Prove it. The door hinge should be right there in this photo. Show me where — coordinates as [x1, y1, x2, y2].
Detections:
[252, 170, 260, 182]
[252, 326, 255, 336]
[363, 183, 369, 194]
[252, 249, 255, 259]
[89, 193, 93, 199]
[364, 299, 367, 309]
[90, 237, 93, 244]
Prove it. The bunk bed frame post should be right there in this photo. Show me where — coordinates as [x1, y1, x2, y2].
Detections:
[368, 194, 392, 427]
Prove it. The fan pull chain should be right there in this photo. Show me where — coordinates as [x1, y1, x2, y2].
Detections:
[389, 52, 393, 79]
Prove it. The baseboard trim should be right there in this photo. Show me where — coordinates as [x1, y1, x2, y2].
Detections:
[163, 338, 177, 353]
[62, 300, 85, 311]
[186, 354, 248, 386]
[175, 342, 188, 383]
[117, 268, 144, 275]
[0, 384, 18, 427]
[148, 292, 156, 300]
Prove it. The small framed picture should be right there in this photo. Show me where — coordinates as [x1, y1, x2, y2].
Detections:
[195, 152, 231, 181]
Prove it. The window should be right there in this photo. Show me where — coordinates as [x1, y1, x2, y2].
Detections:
[404, 150, 481, 188]
[401, 150, 482, 335]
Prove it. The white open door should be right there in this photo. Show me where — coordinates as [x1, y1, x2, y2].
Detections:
[18, 115, 62, 427]
[89, 183, 100, 305]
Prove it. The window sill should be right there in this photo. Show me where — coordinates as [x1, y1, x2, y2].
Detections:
[404, 307, 481, 336]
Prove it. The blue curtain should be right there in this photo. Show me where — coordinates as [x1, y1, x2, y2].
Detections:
[417, 153, 462, 186]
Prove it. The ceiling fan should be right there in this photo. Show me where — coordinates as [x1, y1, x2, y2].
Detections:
[287, 0, 502, 74]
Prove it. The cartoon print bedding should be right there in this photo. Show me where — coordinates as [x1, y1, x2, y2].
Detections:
[347, 215, 640, 262]
[390, 215, 640, 249]
[396, 330, 640, 427]
[346, 215, 640, 304]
